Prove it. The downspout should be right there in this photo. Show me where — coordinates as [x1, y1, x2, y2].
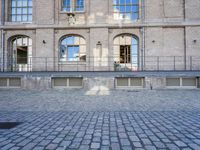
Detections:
[141, 0, 145, 71]
[183, 0, 186, 70]
[1, 0, 5, 72]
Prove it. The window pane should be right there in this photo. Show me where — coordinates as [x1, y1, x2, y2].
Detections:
[75, 0, 84, 11]
[16, 15, 21, 21]
[17, 0, 23, 6]
[132, 0, 138, 4]
[126, 6, 131, 12]
[120, 0, 125, 5]
[66, 37, 75, 45]
[11, 15, 16, 21]
[11, 8, 16, 14]
[67, 46, 73, 61]
[22, 8, 27, 14]
[62, 0, 70, 11]
[12, 0, 16, 7]
[113, 0, 139, 21]
[28, 15, 32, 21]
[126, 0, 131, 5]
[22, 0, 27, 6]
[22, 15, 27, 21]
[60, 36, 86, 62]
[60, 45, 67, 60]
[28, 0, 32, 6]
[10, 0, 32, 22]
[17, 8, 22, 14]
[28, 8, 32, 14]
[131, 13, 138, 20]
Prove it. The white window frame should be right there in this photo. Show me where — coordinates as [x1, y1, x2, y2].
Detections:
[61, 0, 85, 13]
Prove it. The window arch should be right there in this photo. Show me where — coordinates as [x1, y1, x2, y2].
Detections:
[10, 0, 32, 22]
[60, 35, 86, 62]
[113, 34, 139, 70]
[113, 0, 139, 21]
[9, 35, 32, 71]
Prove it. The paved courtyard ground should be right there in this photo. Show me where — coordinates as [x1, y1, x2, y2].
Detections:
[0, 89, 200, 150]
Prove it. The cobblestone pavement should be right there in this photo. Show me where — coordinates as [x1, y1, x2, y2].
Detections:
[0, 89, 200, 150]
[0, 112, 200, 150]
[0, 89, 200, 111]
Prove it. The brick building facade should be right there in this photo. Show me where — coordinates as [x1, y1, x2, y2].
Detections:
[0, 0, 200, 89]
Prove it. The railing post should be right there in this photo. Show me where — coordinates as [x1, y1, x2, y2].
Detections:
[77, 60, 78, 71]
[157, 56, 159, 71]
[45, 57, 47, 71]
[0, 57, 1, 72]
[190, 56, 192, 71]
[174, 56, 176, 71]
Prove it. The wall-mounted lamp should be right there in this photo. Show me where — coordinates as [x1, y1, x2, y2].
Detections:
[96, 41, 102, 59]
[193, 40, 197, 43]
[43, 40, 46, 44]
[152, 40, 155, 43]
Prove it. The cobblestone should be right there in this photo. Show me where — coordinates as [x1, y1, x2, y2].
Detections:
[0, 111, 199, 149]
[0, 89, 199, 111]
[0, 89, 200, 149]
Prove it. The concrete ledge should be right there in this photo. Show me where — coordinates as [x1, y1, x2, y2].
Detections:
[0, 71, 199, 90]
[0, 71, 200, 77]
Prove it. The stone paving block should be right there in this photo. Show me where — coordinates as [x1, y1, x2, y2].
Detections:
[79, 145, 90, 150]
[38, 140, 51, 146]
[188, 143, 200, 150]
[129, 135, 140, 142]
[59, 140, 71, 147]
[102, 140, 110, 145]
[32, 146, 45, 150]
[132, 141, 143, 148]
[17, 139, 31, 147]
[9, 147, 21, 150]
[145, 145, 157, 150]
[1, 143, 15, 150]
[174, 141, 187, 147]
[91, 142, 100, 149]
[111, 143, 120, 150]
[120, 139, 131, 146]
[52, 137, 63, 144]
[46, 143, 58, 150]
[0, 111, 200, 150]
[21, 142, 37, 150]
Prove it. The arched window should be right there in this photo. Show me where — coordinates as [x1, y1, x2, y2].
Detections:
[113, 34, 138, 70]
[60, 35, 86, 62]
[10, 35, 32, 71]
[10, 0, 32, 22]
[113, 0, 139, 21]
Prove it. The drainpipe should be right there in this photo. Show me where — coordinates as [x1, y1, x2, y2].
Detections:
[183, 0, 187, 70]
[141, 0, 145, 71]
[1, 0, 5, 72]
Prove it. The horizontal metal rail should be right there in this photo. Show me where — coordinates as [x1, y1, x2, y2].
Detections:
[0, 56, 200, 72]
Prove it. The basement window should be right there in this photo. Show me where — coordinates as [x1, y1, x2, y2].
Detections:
[166, 77, 197, 88]
[0, 78, 21, 88]
[53, 77, 83, 88]
[116, 77, 144, 88]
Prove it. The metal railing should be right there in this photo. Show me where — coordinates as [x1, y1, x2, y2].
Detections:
[0, 56, 200, 72]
